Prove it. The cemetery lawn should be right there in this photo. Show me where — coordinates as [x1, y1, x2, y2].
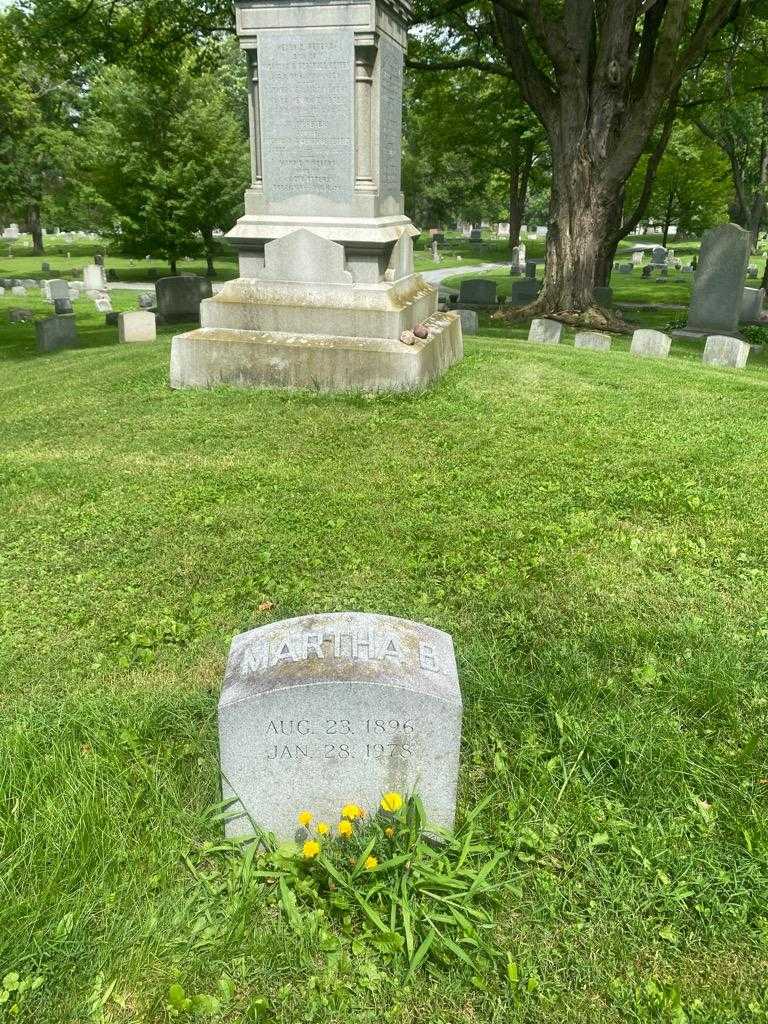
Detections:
[2, 301, 768, 1023]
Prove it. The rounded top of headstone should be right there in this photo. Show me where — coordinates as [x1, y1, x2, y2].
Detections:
[221, 612, 460, 710]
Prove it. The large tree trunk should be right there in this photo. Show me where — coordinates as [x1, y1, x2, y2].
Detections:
[169, 256, 178, 275]
[536, 153, 615, 313]
[28, 203, 44, 255]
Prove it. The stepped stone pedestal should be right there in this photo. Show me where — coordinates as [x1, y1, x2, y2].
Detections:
[170, 0, 462, 392]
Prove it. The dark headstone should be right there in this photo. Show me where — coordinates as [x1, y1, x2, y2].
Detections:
[54, 297, 73, 314]
[41, 262, 50, 272]
[94, 254, 104, 266]
[105, 311, 119, 326]
[511, 279, 542, 304]
[8, 308, 35, 323]
[35, 314, 78, 353]
[525, 260, 537, 279]
[458, 279, 497, 306]
[641, 265, 653, 279]
[469, 229, 482, 242]
[155, 275, 213, 325]
[107, 268, 120, 282]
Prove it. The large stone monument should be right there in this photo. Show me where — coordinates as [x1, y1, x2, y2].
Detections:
[219, 612, 462, 839]
[678, 224, 750, 338]
[170, 0, 462, 392]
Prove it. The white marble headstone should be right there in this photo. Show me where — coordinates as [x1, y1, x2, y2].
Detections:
[219, 612, 462, 840]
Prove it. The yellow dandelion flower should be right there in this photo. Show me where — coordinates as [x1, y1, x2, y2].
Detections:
[316, 821, 330, 836]
[364, 855, 379, 871]
[380, 792, 403, 813]
[303, 839, 321, 859]
[384, 827, 395, 838]
[338, 819, 353, 838]
[298, 810, 313, 828]
[341, 803, 364, 821]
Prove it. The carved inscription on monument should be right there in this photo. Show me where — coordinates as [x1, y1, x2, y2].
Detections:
[218, 613, 462, 840]
[259, 29, 355, 202]
[378, 36, 403, 198]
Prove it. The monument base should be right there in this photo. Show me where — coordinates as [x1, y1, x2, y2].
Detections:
[170, 312, 462, 392]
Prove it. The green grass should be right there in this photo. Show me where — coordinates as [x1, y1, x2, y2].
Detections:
[1, 278, 768, 1022]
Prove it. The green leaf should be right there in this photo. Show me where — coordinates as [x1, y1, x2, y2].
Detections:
[404, 927, 436, 981]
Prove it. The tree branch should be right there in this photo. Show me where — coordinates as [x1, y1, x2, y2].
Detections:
[405, 57, 515, 78]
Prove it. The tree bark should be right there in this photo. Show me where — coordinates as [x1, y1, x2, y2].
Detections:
[201, 226, 216, 275]
[170, 257, 177, 275]
[28, 203, 44, 255]
[536, 150, 621, 313]
[508, 137, 534, 250]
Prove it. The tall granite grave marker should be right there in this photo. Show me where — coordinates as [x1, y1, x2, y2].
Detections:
[681, 224, 750, 337]
[218, 612, 462, 839]
[170, 0, 461, 392]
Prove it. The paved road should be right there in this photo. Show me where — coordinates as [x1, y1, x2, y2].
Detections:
[107, 262, 511, 294]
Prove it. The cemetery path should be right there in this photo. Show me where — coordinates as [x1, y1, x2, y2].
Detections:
[106, 264, 512, 294]
[421, 262, 508, 285]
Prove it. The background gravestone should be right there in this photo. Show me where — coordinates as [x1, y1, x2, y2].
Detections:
[35, 314, 78, 353]
[684, 223, 750, 337]
[455, 309, 478, 335]
[741, 287, 764, 323]
[157, 276, 212, 324]
[119, 311, 157, 343]
[458, 279, 497, 306]
[218, 612, 462, 840]
[630, 329, 671, 358]
[702, 335, 750, 369]
[575, 331, 611, 352]
[528, 318, 562, 344]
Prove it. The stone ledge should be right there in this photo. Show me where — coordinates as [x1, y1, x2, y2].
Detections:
[169, 312, 463, 392]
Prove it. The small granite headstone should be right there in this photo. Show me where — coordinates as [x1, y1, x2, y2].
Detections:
[469, 229, 482, 242]
[48, 279, 69, 302]
[11, 285, 26, 296]
[35, 314, 78, 353]
[702, 335, 749, 369]
[156, 276, 212, 324]
[41, 262, 50, 272]
[459, 279, 497, 306]
[138, 292, 156, 310]
[525, 260, 537, 279]
[455, 309, 478, 335]
[652, 246, 668, 265]
[528, 318, 562, 344]
[83, 265, 106, 290]
[118, 310, 157, 343]
[741, 287, 765, 323]
[619, 264, 633, 274]
[54, 297, 73, 315]
[8, 308, 34, 323]
[95, 296, 113, 313]
[630, 329, 671, 358]
[511, 279, 541, 304]
[107, 268, 120, 282]
[747, 266, 758, 279]
[105, 312, 119, 326]
[574, 331, 611, 352]
[218, 612, 462, 840]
